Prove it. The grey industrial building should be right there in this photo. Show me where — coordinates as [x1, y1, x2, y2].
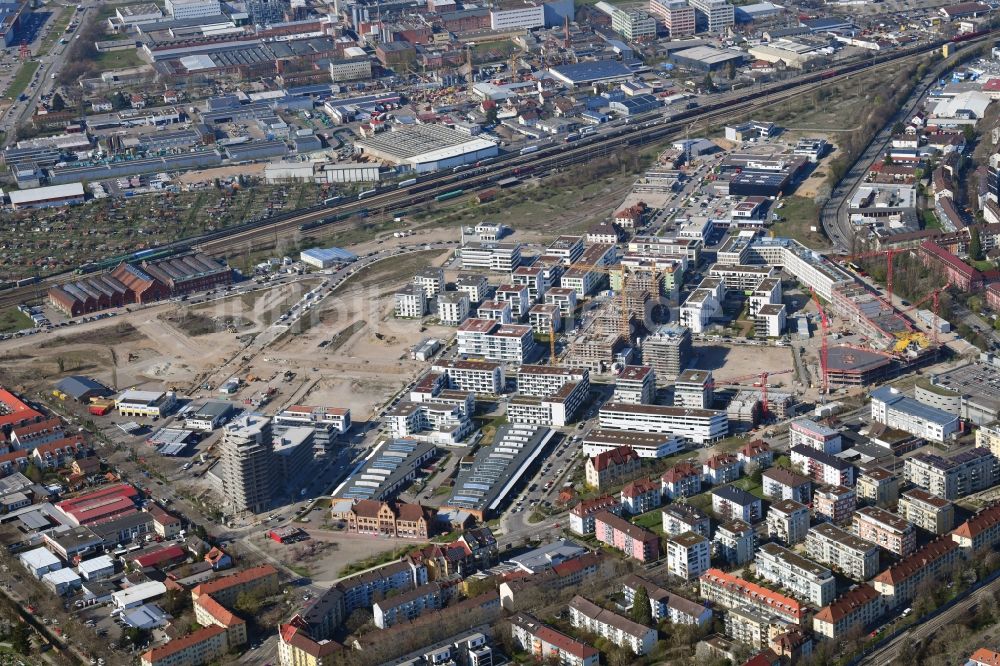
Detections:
[445, 425, 554, 520]
[335, 439, 438, 502]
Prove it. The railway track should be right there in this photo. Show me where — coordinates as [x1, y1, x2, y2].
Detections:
[0, 31, 988, 313]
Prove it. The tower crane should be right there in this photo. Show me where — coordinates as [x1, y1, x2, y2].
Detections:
[711, 369, 794, 420]
[811, 288, 830, 394]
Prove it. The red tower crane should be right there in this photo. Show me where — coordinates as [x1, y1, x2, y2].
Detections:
[810, 288, 830, 394]
[713, 369, 793, 420]
[837, 248, 899, 305]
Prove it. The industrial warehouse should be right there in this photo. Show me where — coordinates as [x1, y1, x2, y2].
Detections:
[47, 254, 232, 317]
[353, 125, 499, 173]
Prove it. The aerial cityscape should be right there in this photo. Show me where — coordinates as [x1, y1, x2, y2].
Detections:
[4, 0, 1000, 663]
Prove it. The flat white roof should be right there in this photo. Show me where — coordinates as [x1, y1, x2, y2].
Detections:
[8, 183, 85, 205]
[117, 390, 166, 404]
[20, 547, 61, 570]
[43, 568, 81, 585]
[78, 554, 115, 575]
[112, 581, 167, 606]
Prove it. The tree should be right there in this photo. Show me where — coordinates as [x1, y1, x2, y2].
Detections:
[702, 74, 714, 92]
[485, 105, 498, 125]
[50, 93, 66, 112]
[971, 226, 983, 261]
[10, 621, 30, 654]
[24, 464, 42, 484]
[631, 585, 653, 626]
[893, 121, 905, 134]
[234, 590, 263, 616]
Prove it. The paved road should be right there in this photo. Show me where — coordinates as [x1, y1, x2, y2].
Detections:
[820, 52, 966, 252]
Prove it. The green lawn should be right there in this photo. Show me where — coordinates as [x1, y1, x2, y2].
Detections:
[922, 209, 943, 231]
[0, 307, 31, 333]
[95, 48, 147, 70]
[972, 259, 995, 271]
[733, 477, 766, 500]
[770, 196, 827, 248]
[632, 509, 664, 534]
[2, 60, 39, 101]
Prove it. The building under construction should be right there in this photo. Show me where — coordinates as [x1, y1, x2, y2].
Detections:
[640, 323, 692, 382]
[726, 389, 795, 431]
[825, 345, 893, 387]
[565, 333, 631, 374]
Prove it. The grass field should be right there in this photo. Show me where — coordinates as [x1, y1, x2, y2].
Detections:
[0, 308, 32, 333]
[94, 48, 146, 70]
[923, 209, 943, 231]
[2, 61, 39, 101]
[770, 196, 827, 247]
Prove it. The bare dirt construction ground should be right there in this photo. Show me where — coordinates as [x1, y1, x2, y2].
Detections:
[251, 529, 418, 585]
[0, 313, 248, 394]
[691, 343, 796, 385]
[258, 249, 455, 420]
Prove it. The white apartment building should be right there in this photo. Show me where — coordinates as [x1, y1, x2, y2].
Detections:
[903, 449, 999, 500]
[746, 237, 850, 302]
[614, 365, 656, 404]
[544, 287, 577, 317]
[662, 504, 711, 538]
[460, 242, 522, 272]
[414, 267, 446, 298]
[766, 499, 810, 546]
[789, 418, 843, 455]
[495, 284, 531, 320]
[395, 285, 427, 318]
[547, 235, 585, 264]
[755, 304, 786, 338]
[517, 365, 590, 397]
[790, 445, 855, 486]
[329, 57, 372, 83]
[648, 0, 695, 35]
[611, 7, 657, 40]
[679, 288, 721, 334]
[386, 401, 473, 446]
[666, 532, 710, 581]
[755, 543, 836, 607]
[432, 360, 505, 395]
[438, 292, 470, 326]
[687, 0, 733, 32]
[528, 304, 561, 335]
[165, 0, 221, 19]
[674, 369, 713, 409]
[477, 300, 513, 324]
[598, 403, 728, 444]
[585, 430, 683, 460]
[806, 522, 880, 580]
[512, 265, 558, 302]
[490, 2, 544, 29]
[456, 318, 535, 364]
[456, 274, 489, 303]
[568, 595, 657, 656]
[507, 381, 588, 428]
[713, 519, 755, 566]
[870, 386, 960, 443]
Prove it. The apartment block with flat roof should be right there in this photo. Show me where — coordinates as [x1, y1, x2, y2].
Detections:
[806, 522, 880, 581]
[898, 488, 954, 534]
[766, 499, 810, 546]
[754, 543, 835, 607]
[853, 506, 916, 557]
